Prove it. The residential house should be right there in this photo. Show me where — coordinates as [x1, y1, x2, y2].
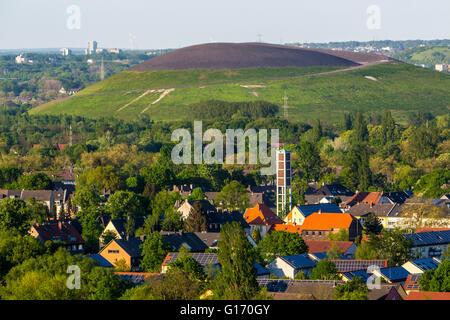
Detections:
[372, 266, 410, 283]
[274, 211, 362, 241]
[347, 203, 403, 229]
[403, 274, 422, 294]
[161, 252, 220, 274]
[330, 259, 387, 273]
[401, 258, 441, 274]
[30, 220, 85, 254]
[304, 183, 354, 205]
[244, 203, 283, 239]
[101, 218, 146, 245]
[177, 199, 217, 220]
[283, 203, 342, 225]
[159, 231, 209, 252]
[257, 279, 342, 300]
[305, 240, 357, 259]
[369, 284, 407, 301]
[206, 211, 250, 233]
[403, 230, 450, 259]
[114, 272, 163, 286]
[98, 238, 143, 271]
[342, 191, 412, 210]
[266, 254, 317, 279]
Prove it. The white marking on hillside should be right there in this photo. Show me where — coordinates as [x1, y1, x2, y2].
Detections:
[240, 84, 267, 88]
[250, 91, 259, 97]
[141, 88, 175, 114]
[116, 90, 154, 112]
[364, 76, 378, 81]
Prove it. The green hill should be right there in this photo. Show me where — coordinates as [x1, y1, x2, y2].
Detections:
[30, 62, 450, 123]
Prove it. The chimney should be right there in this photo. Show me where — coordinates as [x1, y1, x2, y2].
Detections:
[58, 221, 62, 230]
[318, 210, 322, 215]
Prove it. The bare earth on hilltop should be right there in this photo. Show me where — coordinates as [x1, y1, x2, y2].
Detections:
[129, 42, 393, 71]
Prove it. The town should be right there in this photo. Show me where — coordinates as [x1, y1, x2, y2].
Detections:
[0, 0, 449, 307]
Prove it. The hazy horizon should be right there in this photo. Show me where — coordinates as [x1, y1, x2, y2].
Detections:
[1, 0, 449, 50]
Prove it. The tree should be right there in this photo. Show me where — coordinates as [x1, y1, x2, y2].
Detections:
[140, 232, 171, 272]
[12, 173, 53, 190]
[187, 187, 206, 201]
[310, 259, 340, 280]
[150, 268, 203, 300]
[334, 277, 369, 300]
[363, 213, 383, 235]
[326, 242, 343, 259]
[328, 229, 349, 241]
[419, 259, 450, 292]
[294, 141, 322, 182]
[100, 230, 117, 247]
[107, 190, 149, 220]
[26, 198, 50, 224]
[213, 222, 260, 300]
[363, 229, 414, 267]
[183, 201, 207, 232]
[215, 180, 249, 212]
[161, 209, 183, 232]
[441, 245, 450, 260]
[170, 252, 206, 281]
[257, 231, 308, 262]
[251, 227, 261, 244]
[0, 198, 33, 235]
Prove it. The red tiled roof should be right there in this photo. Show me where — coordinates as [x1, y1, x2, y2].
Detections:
[406, 291, 450, 300]
[244, 203, 283, 226]
[32, 220, 84, 245]
[344, 192, 382, 207]
[305, 240, 354, 254]
[415, 227, 450, 233]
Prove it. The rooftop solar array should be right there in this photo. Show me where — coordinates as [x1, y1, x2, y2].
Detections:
[378, 266, 410, 281]
[342, 270, 371, 282]
[410, 258, 441, 271]
[257, 279, 345, 292]
[330, 259, 387, 273]
[404, 274, 422, 291]
[404, 230, 450, 246]
[281, 254, 317, 269]
[118, 274, 148, 286]
[165, 252, 219, 266]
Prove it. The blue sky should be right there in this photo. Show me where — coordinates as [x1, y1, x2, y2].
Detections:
[0, 0, 449, 49]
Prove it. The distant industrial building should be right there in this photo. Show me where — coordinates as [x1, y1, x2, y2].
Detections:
[60, 48, 71, 56]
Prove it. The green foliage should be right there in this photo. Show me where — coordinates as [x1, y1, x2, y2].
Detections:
[150, 268, 203, 300]
[140, 232, 171, 272]
[10, 173, 53, 190]
[414, 168, 450, 198]
[170, 255, 206, 281]
[310, 259, 341, 280]
[213, 222, 260, 300]
[183, 201, 207, 232]
[294, 141, 321, 181]
[362, 213, 384, 235]
[0, 198, 33, 235]
[328, 229, 349, 241]
[0, 248, 130, 300]
[419, 259, 450, 292]
[120, 285, 155, 300]
[187, 187, 206, 201]
[334, 277, 369, 300]
[215, 180, 249, 212]
[107, 190, 149, 219]
[257, 231, 308, 262]
[251, 227, 262, 244]
[161, 209, 183, 232]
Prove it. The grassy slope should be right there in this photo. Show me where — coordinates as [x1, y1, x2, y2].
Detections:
[31, 63, 450, 123]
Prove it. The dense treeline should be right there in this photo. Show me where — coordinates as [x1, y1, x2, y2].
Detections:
[187, 100, 279, 121]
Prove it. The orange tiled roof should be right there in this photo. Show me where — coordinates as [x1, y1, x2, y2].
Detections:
[272, 224, 303, 234]
[243, 203, 283, 226]
[406, 291, 450, 300]
[300, 212, 355, 230]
